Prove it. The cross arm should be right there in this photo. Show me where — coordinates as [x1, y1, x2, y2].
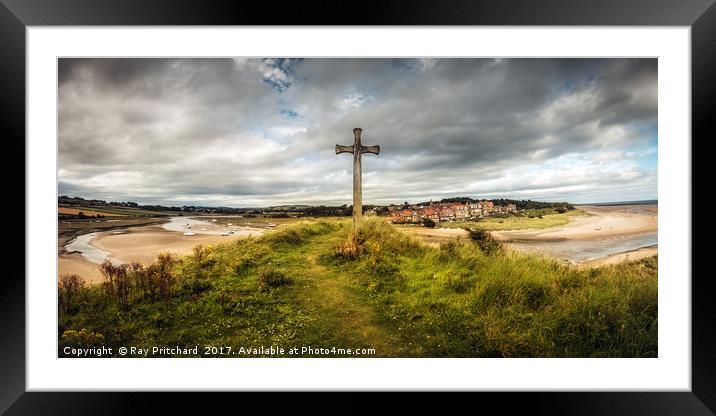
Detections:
[360, 145, 380, 155]
[335, 144, 354, 154]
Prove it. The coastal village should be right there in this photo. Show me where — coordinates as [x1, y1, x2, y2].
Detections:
[378, 200, 517, 224]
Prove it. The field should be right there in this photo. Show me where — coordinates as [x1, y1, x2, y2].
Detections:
[58, 218, 657, 358]
[59, 207, 127, 217]
[439, 209, 589, 231]
[59, 204, 174, 217]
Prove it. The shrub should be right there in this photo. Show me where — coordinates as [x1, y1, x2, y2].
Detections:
[422, 218, 436, 228]
[464, 228, 502, 255]
[100, 260, 131, 309]
[150, 253, 177, 299]
[182, 277, 212, 295]
[58, 274, 85, 314]
[264, 228, 305, 245]
[334, 231, 362, 259]
[258, 267, 292, 290]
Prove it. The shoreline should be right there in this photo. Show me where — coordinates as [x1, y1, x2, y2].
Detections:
[59, 217, 169, 255]
[399, 204, 657, 267]
[59, 217, 266, 283]
[578, 245, 658, 268]
[491, 205, 657, 242]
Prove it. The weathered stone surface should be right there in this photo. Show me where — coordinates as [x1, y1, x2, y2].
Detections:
[335, 127, 380, 228]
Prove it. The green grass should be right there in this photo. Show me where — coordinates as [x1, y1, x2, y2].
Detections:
[440, 209, 589, 231]
[59, 217, 657, 358]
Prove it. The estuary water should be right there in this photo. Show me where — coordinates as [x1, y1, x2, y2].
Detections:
[65, 232, 118, 264]
[506, 231, 658, 264]
[161, 216, 256, 236]
[66, 216, 258, 265]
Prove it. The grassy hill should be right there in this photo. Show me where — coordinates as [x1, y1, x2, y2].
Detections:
[59, 218, 657, 358]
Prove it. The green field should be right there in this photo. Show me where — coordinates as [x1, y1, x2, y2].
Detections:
[440, 209, 589, 231]
[59, 204, 174, 217]
[59, 218, 657, 358]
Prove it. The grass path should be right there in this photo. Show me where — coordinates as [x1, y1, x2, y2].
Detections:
[288, 236, 404, 357]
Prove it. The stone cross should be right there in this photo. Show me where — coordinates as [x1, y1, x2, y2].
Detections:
[336, 127, 380, 228]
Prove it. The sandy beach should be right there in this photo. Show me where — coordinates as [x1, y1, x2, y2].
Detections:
[58, 253, 107, 284]
[493, 205, 657, 265]
[492, 205, 657, 242]
[59, 219, 264, 283]
[401, 204, 657, 266]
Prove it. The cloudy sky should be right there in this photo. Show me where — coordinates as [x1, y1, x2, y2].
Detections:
[58, 58, 657, 207]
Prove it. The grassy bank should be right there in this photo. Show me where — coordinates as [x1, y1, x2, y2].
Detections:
[439, 209, 589, 231]
[59, 218, 657, 357]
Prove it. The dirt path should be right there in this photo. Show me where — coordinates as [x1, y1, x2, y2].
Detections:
[293, 239, 404, 357]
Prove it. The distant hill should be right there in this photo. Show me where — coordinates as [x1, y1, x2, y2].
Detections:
[586, 199, 658, 206]
[59, 195, 575, 217]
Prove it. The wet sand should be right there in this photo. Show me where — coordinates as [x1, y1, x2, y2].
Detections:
[578, 246, 658, 268]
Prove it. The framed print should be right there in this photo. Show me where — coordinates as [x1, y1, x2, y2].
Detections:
[2, 0, 710, 412]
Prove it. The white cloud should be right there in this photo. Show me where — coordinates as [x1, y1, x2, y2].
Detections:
[58, 58, 658, 206]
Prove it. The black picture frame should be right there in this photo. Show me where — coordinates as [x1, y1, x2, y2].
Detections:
[1, 0, 708, 412]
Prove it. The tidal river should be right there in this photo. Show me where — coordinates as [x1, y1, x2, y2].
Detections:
[161, 216, 256, 236]
[65, 216, 258, 265]
[506, 231, 657, 265]
[65, 232, 118, 264]
[492, 204, 658, 265]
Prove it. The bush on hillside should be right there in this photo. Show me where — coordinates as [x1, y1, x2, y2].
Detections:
[464, 227, 502, 255]
[422, 218, 436, 228]
[258, 267, 292, 290]
[58, 273, 85, 314]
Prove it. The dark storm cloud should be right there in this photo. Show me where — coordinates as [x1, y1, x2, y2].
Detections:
[58, 58, 657, 206]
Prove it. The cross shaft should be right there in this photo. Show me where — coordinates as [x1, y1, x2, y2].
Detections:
[336, 127, 380, 228]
